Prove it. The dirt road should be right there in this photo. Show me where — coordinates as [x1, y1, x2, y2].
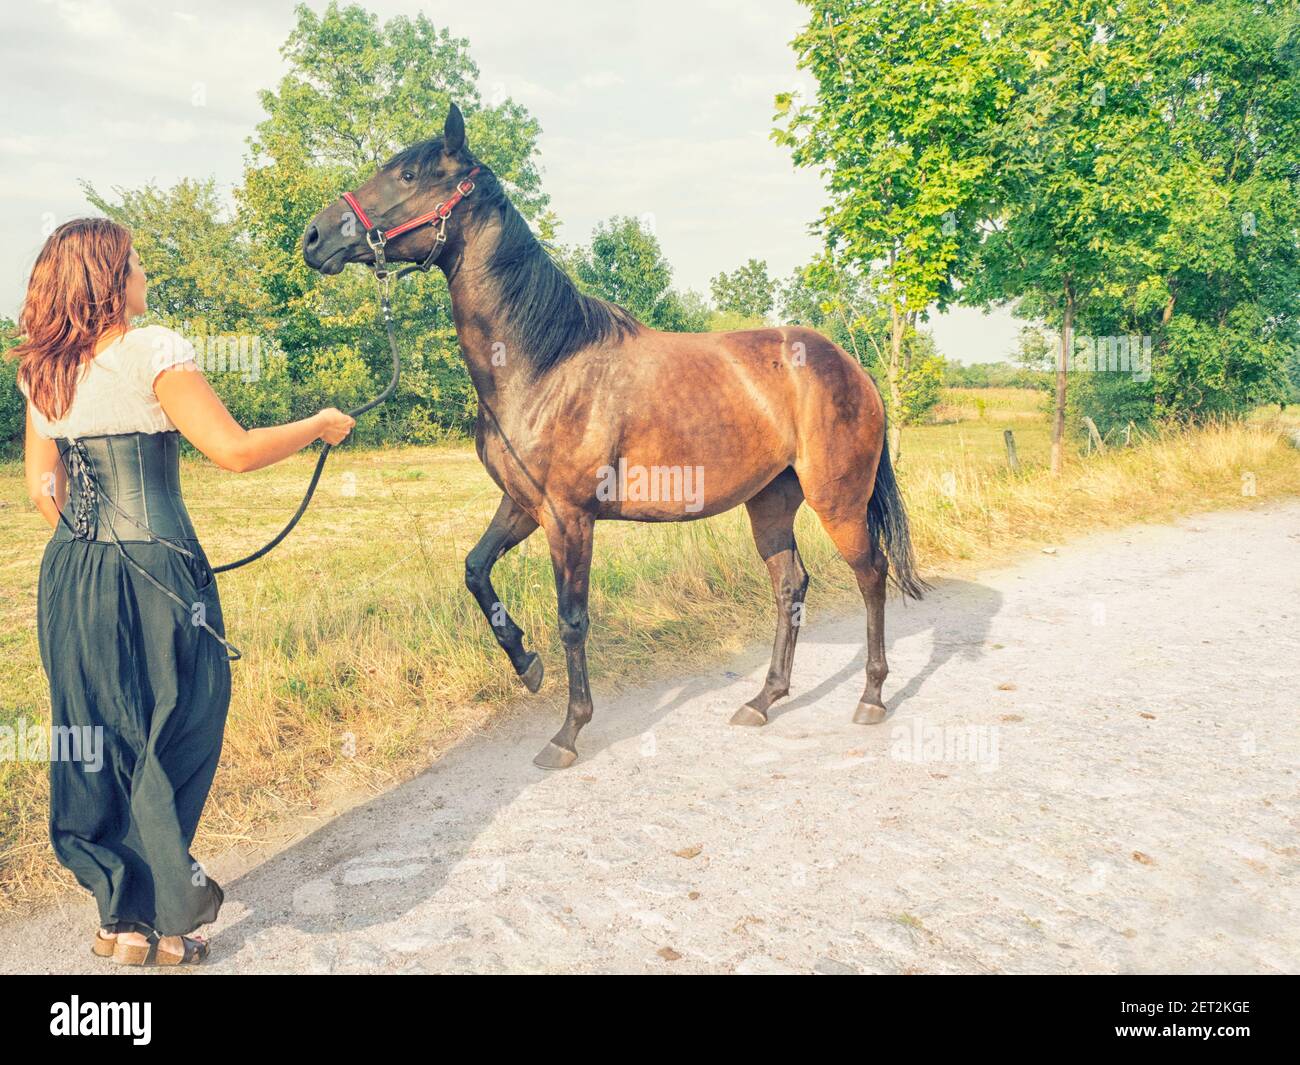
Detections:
[2, 502, 1297, 974]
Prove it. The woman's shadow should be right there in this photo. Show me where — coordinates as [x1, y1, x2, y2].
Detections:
[207, 575, 1002, 964]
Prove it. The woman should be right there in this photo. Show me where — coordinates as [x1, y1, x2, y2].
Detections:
[13, 217, 355, 965]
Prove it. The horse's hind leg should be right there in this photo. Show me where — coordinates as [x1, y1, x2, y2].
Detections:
[849, 539, 889, 724]
[465, 492, 544, 692]
[810, 505, 890, 724]
[732, 469, 808, 727]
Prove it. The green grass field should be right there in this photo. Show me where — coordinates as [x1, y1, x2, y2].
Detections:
[2, 390, 1298, 907]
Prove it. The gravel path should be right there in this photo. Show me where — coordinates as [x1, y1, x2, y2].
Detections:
[2, 501, 1298, 974]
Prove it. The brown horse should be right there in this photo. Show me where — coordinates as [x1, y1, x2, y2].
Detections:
[303, 103, 928, 769]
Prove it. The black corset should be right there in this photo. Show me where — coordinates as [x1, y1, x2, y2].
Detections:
[54, 431, 200, 544]
[51, 430, 240, 661]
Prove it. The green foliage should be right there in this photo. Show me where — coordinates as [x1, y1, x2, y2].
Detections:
[0, 320, 22, 452]
[1066, 365, 1155, 441]
[780, 0, 1299, 440]
[675, 290, 714, 333]
[1155, 308, 1292, 420]
[1014, 325, 1054, 375]
[776, 261, 886, 369]
[776, 0, 1009, 441]
[944, 359, 1051, 390]
[705, 309, 771, 333]
[83, 178, 270, 331]
[568, 215, 690, 330]
[966, 0, 1300, 430]
[239, 1, 547, 429]
[710, 259, 775, 319]
[898, 350, 946, 426]
[776, 0, 1007, 317]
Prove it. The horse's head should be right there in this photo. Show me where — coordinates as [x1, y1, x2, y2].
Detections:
[302, 103, 482, 276]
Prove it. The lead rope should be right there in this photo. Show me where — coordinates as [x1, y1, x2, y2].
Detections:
[52, 227, 410, 661]
[212, 165, 478, 573]
[211, 276, 400, 573]
[56, 439, 244, 661]
[53, 170, 475, 660]
[53, 241, 409, 662]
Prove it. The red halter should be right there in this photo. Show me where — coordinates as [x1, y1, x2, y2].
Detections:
[345, 166, 483, 248]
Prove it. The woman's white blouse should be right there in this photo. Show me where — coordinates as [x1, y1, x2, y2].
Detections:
[20, 325, 198, 440]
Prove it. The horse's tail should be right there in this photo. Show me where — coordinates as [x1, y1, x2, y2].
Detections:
[867, 414, 930, 601]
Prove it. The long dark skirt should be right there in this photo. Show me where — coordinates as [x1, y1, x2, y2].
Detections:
[36, 532, 231, 937]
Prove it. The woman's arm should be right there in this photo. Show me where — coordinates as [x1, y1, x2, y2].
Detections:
[24, 406, 65, 529]
[153, 365, 355, 473]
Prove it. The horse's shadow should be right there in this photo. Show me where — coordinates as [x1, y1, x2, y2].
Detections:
[208, 575, 1001, 963]
[645, 576, 1002, 723]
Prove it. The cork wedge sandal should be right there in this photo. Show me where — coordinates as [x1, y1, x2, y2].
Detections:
[91, 921, 145, 959]
[156, 933, 209, 966]
[109, 927, 209, 966]
[110, 928, 156, 965]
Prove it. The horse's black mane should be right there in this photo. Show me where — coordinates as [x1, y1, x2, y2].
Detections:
[386, 137, 641, 374]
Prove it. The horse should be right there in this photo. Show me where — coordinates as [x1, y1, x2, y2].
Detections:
[302, 103, 928, 769]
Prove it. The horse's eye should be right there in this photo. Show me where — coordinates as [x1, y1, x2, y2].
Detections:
[401, 170, 415, 183]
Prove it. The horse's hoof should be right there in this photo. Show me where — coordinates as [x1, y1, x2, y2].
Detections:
[518, 652, 544, 693]
[853, 702, 887, 725]
[533, 741, 577, 770]
[729, 704, 768, 727]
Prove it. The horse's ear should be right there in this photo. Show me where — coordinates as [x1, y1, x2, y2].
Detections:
[443, 103, 466, 156]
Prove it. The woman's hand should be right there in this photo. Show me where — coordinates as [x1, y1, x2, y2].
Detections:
[315, 408, 356, 446]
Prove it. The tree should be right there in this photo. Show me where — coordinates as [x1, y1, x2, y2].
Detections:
[962, 1, 1174, 472]
[1140, 0, 1300, 422]
[710, 258, 775, 319]
[775, 0, 1009, 459]
[966, 1, 1298, 452]
[675, 289, 714, 332]
[896, 332, 946, 425]
[569, 215, 695, 330]
[239, 1, 550, 436]
[83, 178, 269, 332]
[0, 318, 23, 448]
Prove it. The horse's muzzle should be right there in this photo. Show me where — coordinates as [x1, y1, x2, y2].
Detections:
[302, 225, 347, 275]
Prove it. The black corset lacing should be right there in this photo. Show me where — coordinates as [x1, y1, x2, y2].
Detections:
[57, 439, 242, 661]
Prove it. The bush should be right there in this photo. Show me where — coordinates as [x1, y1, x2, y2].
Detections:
[0, 354, 23, 454]
[897, 353, 945, 425]
[1067, 368, 1156, 442]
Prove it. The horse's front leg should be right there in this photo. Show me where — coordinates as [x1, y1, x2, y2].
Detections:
[465, 492, 543, 691]
[533, 510, 595, 769]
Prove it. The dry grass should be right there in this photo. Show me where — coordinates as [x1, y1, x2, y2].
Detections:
[2, 398, 1299, 910]
[930, 386, 1048, 425]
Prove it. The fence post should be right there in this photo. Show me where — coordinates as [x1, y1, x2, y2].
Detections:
[1082, 416, 1106, 454]
[1003, 429, 1020, 472]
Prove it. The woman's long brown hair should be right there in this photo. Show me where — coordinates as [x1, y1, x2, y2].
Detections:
[9, 218, 133, 423]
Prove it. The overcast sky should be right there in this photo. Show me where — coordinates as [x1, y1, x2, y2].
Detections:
[1, 0, 1024, 362]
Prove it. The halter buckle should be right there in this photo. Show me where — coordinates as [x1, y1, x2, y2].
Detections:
[365, 226, 390, 279]
[410, 217, 448, 273]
